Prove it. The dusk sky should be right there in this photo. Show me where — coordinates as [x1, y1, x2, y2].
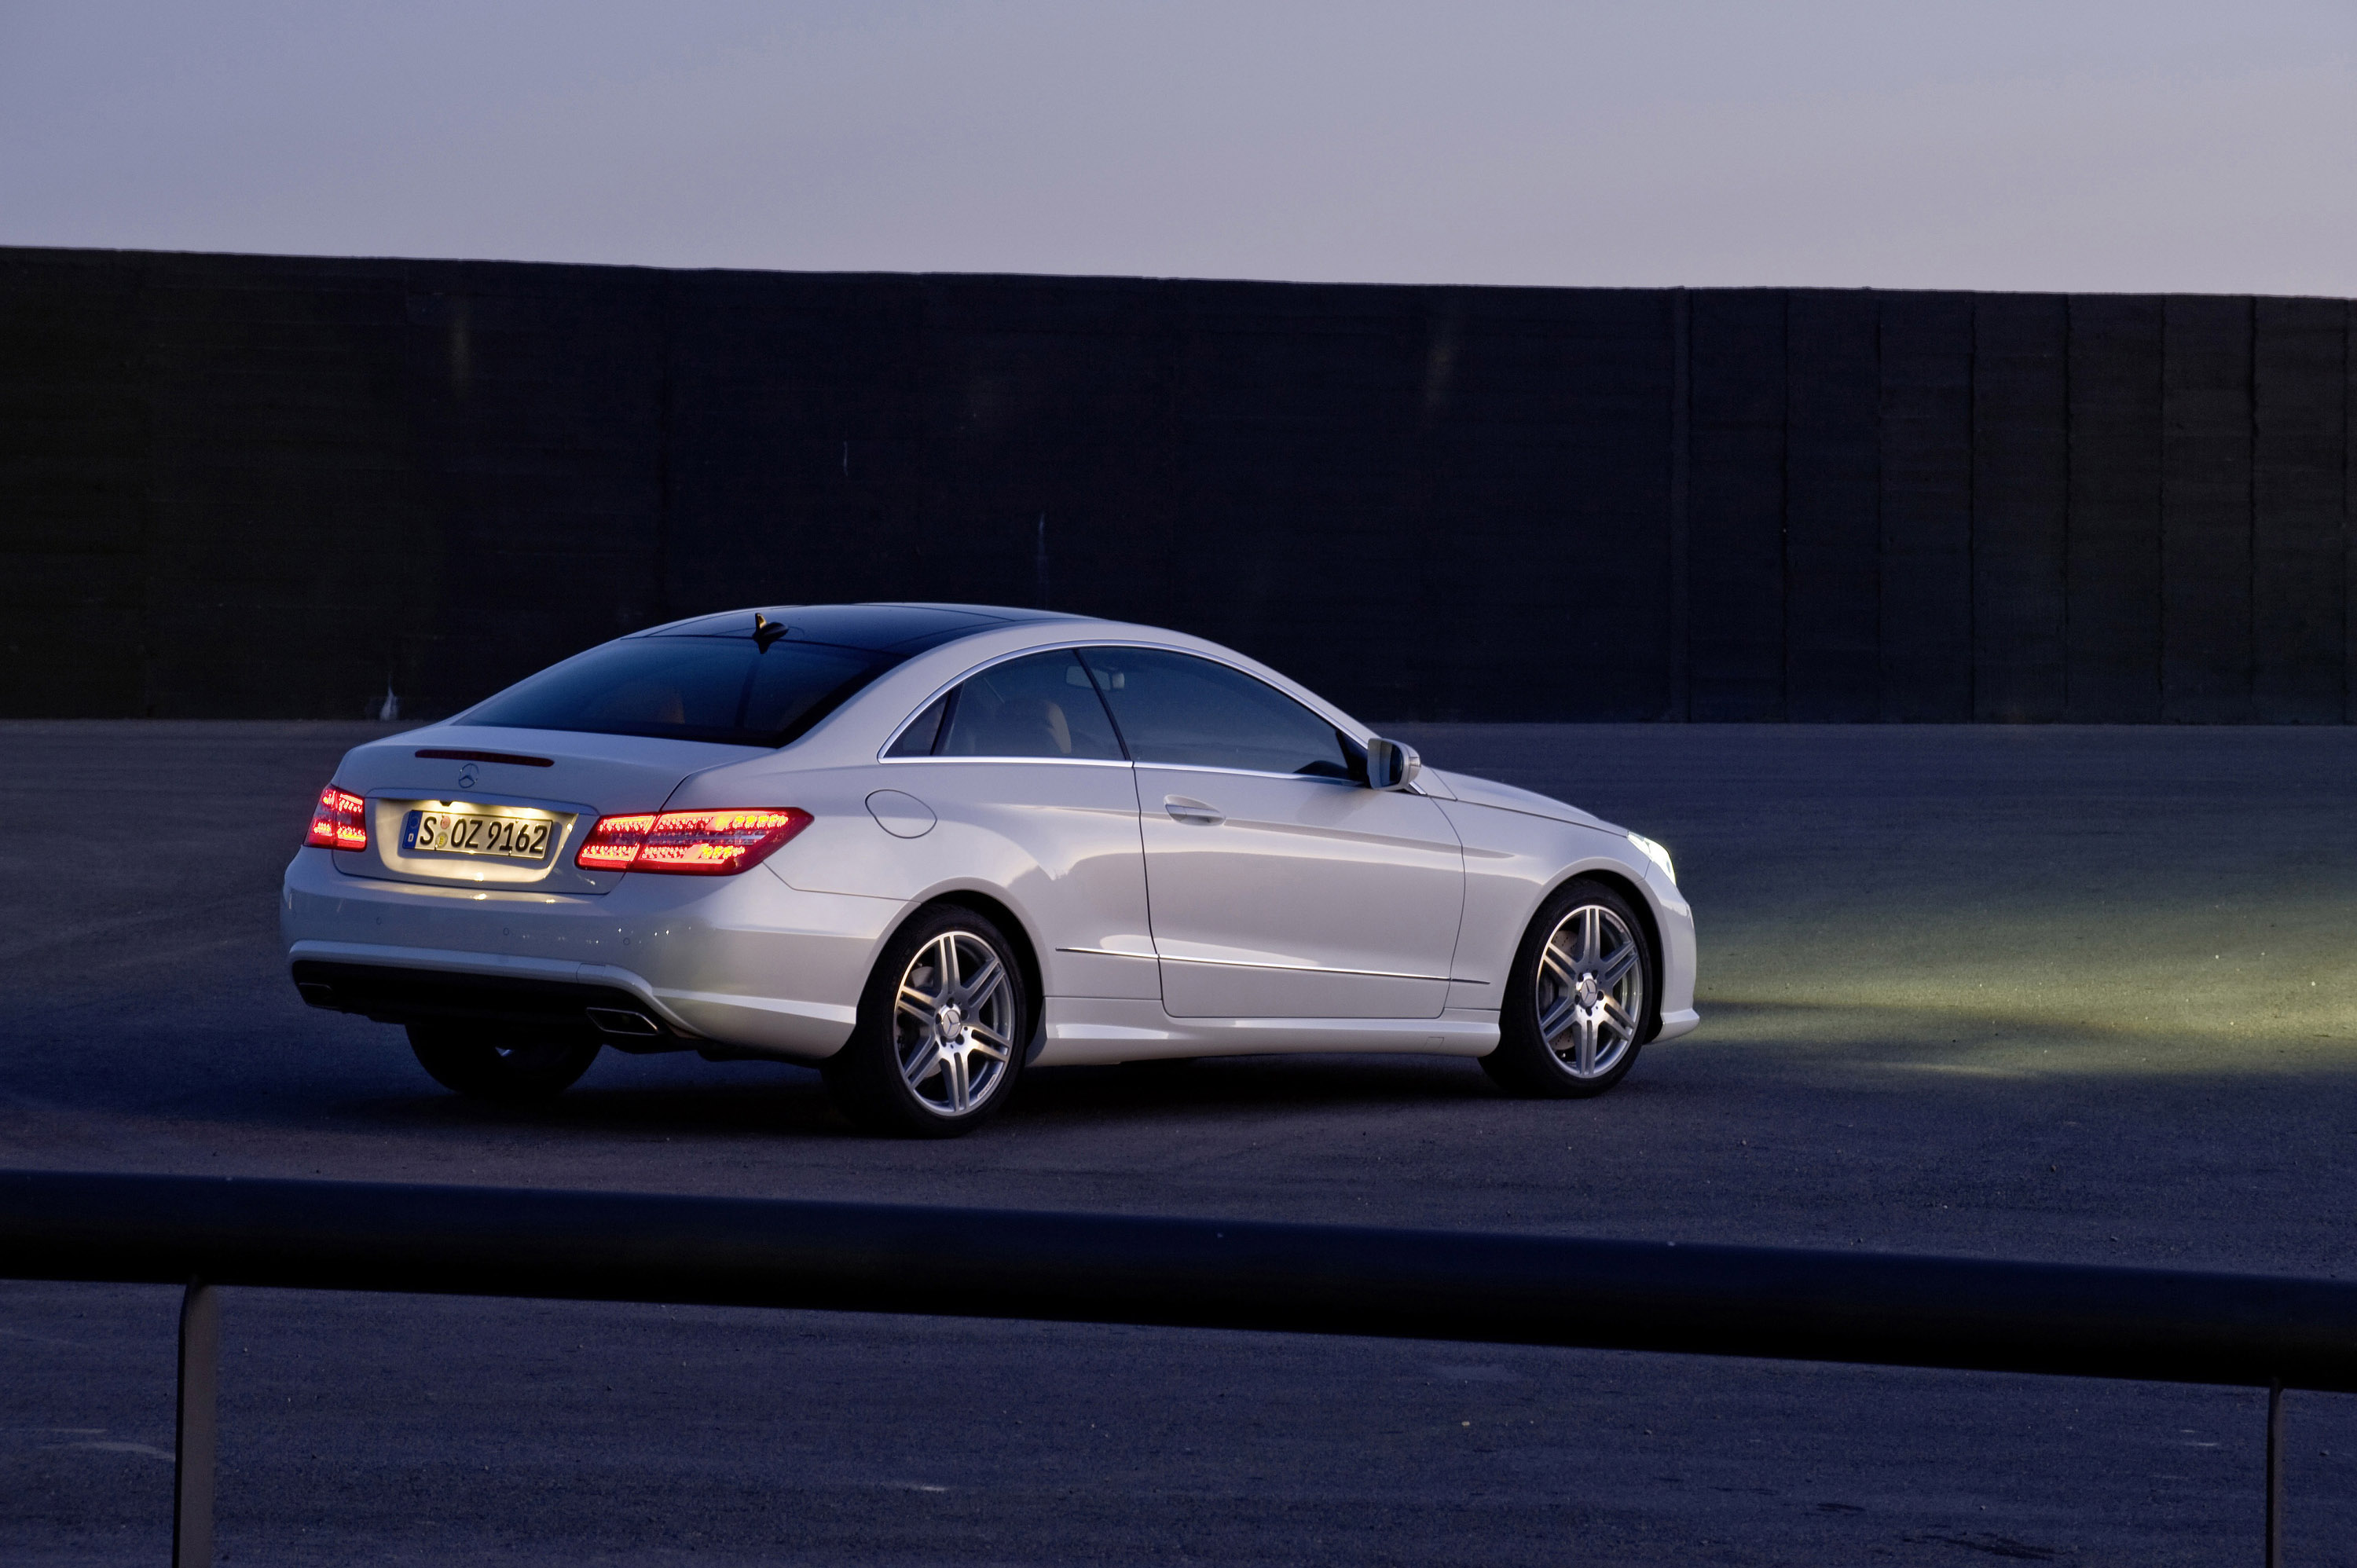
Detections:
[3, 1, 2352, 294]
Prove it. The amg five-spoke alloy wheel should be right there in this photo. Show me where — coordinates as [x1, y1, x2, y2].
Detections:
[1483, 877, 1654, 1099]
[825, 904, 1030, 1137]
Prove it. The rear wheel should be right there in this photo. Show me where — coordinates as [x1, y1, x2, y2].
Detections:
[1482, 878, 1653, 1099]
[406, 1024, 600, 1103]
[823, 905, 1030, 1138]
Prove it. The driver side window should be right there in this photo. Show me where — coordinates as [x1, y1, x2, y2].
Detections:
[1076, 647, 1359, 779]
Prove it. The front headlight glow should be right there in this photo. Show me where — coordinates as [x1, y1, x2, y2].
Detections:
[1628, 832, 1676, 886]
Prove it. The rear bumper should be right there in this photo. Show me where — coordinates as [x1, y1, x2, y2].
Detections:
[282, 848, 888, 1061]
[291, 957, 688, 1049]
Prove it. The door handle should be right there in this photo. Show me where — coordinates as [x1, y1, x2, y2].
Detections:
[1163, 795, 1225, 826]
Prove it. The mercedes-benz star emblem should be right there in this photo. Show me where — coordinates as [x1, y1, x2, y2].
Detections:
[457, 764, 478, 789]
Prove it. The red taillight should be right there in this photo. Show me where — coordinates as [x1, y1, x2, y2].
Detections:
[574, 808, 812, 876]
[305, 786, 368, 851]
[575, 812, 658, 870]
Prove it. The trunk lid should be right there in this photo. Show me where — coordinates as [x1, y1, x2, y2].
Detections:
[325, 724, 761, 895]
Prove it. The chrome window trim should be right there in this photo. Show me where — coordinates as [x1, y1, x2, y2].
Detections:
[878, 753, 1135, 770]
[1131, 760, 1363, 787]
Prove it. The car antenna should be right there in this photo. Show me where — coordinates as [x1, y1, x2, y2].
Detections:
[753, 612, 788, 649]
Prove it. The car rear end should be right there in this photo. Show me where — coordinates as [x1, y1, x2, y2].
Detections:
[280, 609, 1021, 1063]
[287, 727, 839, 1042]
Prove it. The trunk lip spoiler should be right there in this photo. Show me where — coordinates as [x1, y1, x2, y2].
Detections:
[414, 748, 555, 768]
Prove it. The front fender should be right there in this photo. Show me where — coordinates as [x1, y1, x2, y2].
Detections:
[1437, 802, 1698, 1036]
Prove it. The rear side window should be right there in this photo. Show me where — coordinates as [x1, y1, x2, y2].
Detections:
[1077, 647, 1358, 779]
[457, 637, 896, 749]
[899, 650, 1124, 760]
[885, 692, 951, 757]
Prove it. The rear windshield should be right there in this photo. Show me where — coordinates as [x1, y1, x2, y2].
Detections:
[456, 636, 899, 748]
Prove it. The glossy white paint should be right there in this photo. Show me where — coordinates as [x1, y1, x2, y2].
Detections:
[1428, 779, 1702, 1037]
[768, 758, 1160, 1002]
[1135, 766, 1462, 1019]
[282, 606, 1701, 1074]
[283, 846, 892, 1055]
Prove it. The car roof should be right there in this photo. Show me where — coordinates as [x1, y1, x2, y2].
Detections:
[636, 602, 1102, 654]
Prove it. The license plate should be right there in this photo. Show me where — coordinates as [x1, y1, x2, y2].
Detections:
[402, 809, 553, 862]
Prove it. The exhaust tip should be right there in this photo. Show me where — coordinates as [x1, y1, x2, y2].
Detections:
[295, 981, 340, 1009]
[585, 1006, 662, 1038]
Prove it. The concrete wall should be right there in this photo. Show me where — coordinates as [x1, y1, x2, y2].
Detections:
[2, 247, 2350, 722]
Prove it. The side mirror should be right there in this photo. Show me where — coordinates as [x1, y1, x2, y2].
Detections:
[1365, 736, 1420, 791]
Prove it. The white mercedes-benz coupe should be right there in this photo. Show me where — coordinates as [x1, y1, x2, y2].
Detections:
[284, 604, 1698, 1135]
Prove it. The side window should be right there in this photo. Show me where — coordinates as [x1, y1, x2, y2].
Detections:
[885, 691, 949, 757]
[1078, 647, 1358, 779]
[930, 650, 1125, 760]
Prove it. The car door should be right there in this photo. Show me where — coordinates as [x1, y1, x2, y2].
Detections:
[1078, 647, 1464, 1020]
[867, 648, 1160, 1002]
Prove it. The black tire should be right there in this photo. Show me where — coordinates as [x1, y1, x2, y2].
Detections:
[1482, 877, 1655, 1100]
[406, 1024, 601, 1103]
[823, 904, 1031, 1138]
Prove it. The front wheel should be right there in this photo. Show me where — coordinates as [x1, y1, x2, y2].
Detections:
[823, 905, 1030, 1138]
[1482, 878, 1654, 1099]
[406, 1024, 601, 1103]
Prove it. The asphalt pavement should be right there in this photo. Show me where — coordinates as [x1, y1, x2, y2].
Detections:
[2, 719, 2355, 1566]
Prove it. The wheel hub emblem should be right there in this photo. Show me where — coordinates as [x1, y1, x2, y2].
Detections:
[936, 1003, 964, 1039]
[1576, 974, 1600, 1006]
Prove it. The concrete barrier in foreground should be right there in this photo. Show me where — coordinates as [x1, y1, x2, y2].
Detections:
[2, 1170, 2341, 1565]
